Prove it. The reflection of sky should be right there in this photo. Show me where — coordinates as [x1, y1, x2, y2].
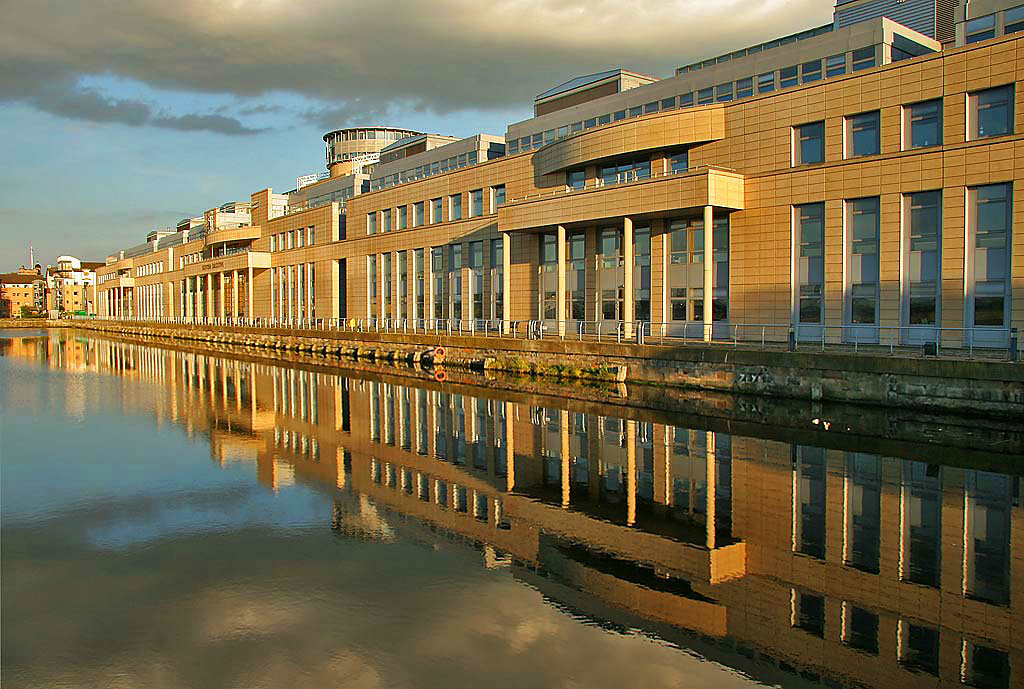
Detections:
[1, 339, 767, 689]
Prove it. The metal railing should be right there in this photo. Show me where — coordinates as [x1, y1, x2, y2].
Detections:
[71, 314, 1021, 361]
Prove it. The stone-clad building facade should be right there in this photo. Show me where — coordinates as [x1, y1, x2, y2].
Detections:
[97, 1, 1024, 349]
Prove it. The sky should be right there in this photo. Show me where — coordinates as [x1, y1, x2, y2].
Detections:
[0, 0, 833, 269]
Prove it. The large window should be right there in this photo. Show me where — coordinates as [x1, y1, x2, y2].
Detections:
[413, 201, 424, 227]
[905, 191, 941, 327]
[844, 454, 881, 573]
[670, 151, 689, 173]
[431, 247, 444, 319]
[667, 218, 705, 326]
[367, 254, 377, 318]
[905, 99, 942, 149]
[414, 248, 424, 319]
[398, 205, 407, 230]
[449, 194, 463, 221]
[852, 46, 876, 71]
[367, 212, 377, 235]
[969, 183, 1012, 329]
[847, 197, 880, 327]
[449, 244, 463, 320]
[793, 445, 826, 558]
[846, 111, 880, 157]
[567, 169, 585, 190]
[965, 14, 996, 43]
[794, 122, 824, 165]
[491, 184, 506, 209]
[382, 252, 392, 318]
[382, 208, 391, 233]
[431, 197, 442, 224]
[599, 157, 651, 185]
[970, 85, 1014, 140]
[795, 203, 825, 325]
[470, 189, 483, 217]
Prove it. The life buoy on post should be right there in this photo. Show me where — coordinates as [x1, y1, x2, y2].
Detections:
[432, 346, 447, 363]
[434, 370, 448, 382]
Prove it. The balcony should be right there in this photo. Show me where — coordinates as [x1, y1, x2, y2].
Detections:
[99, 276, 135, 290]
[498, 165, 744, 232]
[181, 250, 270, 277]
[203, 225, 261, 248]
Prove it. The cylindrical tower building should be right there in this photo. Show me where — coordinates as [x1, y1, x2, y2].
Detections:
[323, 126, 422, 177]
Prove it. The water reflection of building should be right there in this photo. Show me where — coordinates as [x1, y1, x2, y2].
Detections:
[8, 334, 1021, 689]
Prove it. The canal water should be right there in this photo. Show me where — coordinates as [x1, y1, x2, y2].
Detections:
[1, 330, 1020, 689]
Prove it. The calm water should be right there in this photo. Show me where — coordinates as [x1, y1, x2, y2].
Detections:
[1, 330, 1021, 689]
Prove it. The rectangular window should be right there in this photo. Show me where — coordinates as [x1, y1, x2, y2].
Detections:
[842, 603, 879, 655]
[825, 53, 847, 77]
[507, 139, 519, 154]
[795, 121, 825, 165]
[367, 254, 377, 319]
[847, 111, 880, 157]
[961, 641, 1010, 688]
[449, 244, 463, 320]
[903, 191, 942, 328]
[519, 136, 530, 151]
[270, 235, 276, 252]
[644, 101, 658, 114]
[670, 151, 689, 173]
[431, 247, 444, 319]
[308, 226, 314, 245]
[969, 183, 1012, 328]
[697, 88, 713, 105]
[757, 72, 775, 93]
[598, 113, 611, 125]
[780, 65, 798, 88]
[661, 96, 676, 110]
[679, 92, 694, 107]
[584, 117, 597, 129]
[557, 125, 568, 139]
[1006, 5, 1024, 33]
[398, 205, 407, 230]
[905, 99, 942, 149]
[628, 105, 643, 117]
[470, 189, 483, 217]
[449, 194, 462, 221]
[793, 446, 826, 556]
[414, 248, 425, 320]
[847, 197, 879, 326]
[613, 110, 626, 121]
[900, 461, 942, 587]
[790, 589, 825, 638]
[852, 46, 876, 71]
[970, 85, 1014, 140]
[715, 82, 733, 102]
[413, 201, 424, 227]
[796, 203, 825, 324]
[735, 77, 753, 98]
[801, 59, 822, 83]
[382, 252, 392, 318]
[492, 184, 506, 209]
[567, 169, 585, 190]
[844, 453, 881, 573]
[544, 129, 556, 144]
[367, 212, 377, 235]
[431, 197, 442, 224]
[382, 208, 391, 233]
[570, 121, 583, 133]
[965, 14, 995, 43]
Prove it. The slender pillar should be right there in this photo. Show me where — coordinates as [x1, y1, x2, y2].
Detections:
[626, 419, 637, 526]
[705, 431, 717, 549]
[623, 217, 634, 338]
[502, 233, 512, 333]
[233, 270, 240, 319]
[560, 409, 571, 507]
[206, 273, 213, 321]
[556, 225, 567, 337]
[247, 266, 254, 319]
[703, 205, 714, 342]
[219, 273, 226, 320]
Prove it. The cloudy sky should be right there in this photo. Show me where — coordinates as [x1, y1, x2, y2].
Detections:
[0, 0, 832, 268]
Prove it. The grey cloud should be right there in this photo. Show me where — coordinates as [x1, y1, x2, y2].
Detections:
[0, 0, 833, 129]
[150, 112, 265, 135]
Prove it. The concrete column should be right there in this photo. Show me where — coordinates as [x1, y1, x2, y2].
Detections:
[703, 205, 714, 342]
[219, 273, 226, 320]
[626, 419, 637, 526]
[560, 408, 570, 507]
[705, 431, 717, 549]
[233, 270, 240, 319]
[556, 224, 567, 337]
[623, 217, 634, 338]
[206, 273, 213, 321]
[502, 233, 512, 333]
[247, 266, 254, 319]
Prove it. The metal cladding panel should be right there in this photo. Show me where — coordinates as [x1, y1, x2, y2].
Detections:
[835, 0, 937, 38]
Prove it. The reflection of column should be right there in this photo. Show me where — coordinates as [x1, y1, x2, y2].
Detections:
[623, 217, 634, 338]
[560, 409, 570, 508]
[505, 401, 515, 492]
[502, 232, 512, 333]
[703, 205, 714, 342]
[626, 419, 637, 526]
[557, 225, 566, 337]
[336, 449, 346, 490]
[706, 431, 716, 549]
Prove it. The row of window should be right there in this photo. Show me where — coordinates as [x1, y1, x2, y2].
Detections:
[965, 4, 1024, 44]
[269, 226, 315, 252]
[566, 151, 689, 190]
[793, 84, 1015, 165]
[270, 263, 316, 321]
[135, 262, 164, 278]
[790, 589, 1010, 687]
[178, 252, 202, 268]
[509, 46, 881, 155]
[327, 129, 413, 143]
[367, 186, 506, 235]
[370, 150, 482, 191]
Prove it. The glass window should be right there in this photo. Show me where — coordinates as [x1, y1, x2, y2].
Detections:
[697, 88, 713, 105]
[449, 194, 462, 221]
[598, 113, 611, 125]
[791, 590, 825, 638]
[965, 14, 995, 43]
[852, 46, 876, 71]
[270, 235, 276, 252]
[367, 212, 377, 235]
[906, 191, 942, 326]
[736, 77, 753, 98]
[715, 82, 733, 102]
[795, 121, 825, 165]
[382, 208, 391, 233]
[842, 604, 879, 655]
[470, 189, 483, 217]
[567, 169, 585, 190]
[519, 136, 530, 151]
[628, 105, 643, 117]
[507, 139, 519, 154]
[970, 184, 1012, 327]
[801, 59, 822, 83]
[826, 53, 847, 77]
[532, 133, 543, 148]
[670, 151, 688, 173]
[848, 111, 880, 157]
[584, 118, 597, 129]
[848, 198, 880, 325]
[543, 129, 555, 144]
[398, 205, 407, 230]
[431, 197, 442, 224]
[570, 121, 582, 133]
[661, 96, 676, 109]
[492, 184, 506, 208]
[413, 201, 424, 227]
[971, 85, 1014, 139]
[644, 101, 658, 114]
[613, 110, 626, 121]
[1006, 4, 1024, 33]
[757, 72, 775, 93]
[796, 203, 825, 324]
[780, 65, 798, 88]
[556, 125, 568, 139]
[907, 99, 942, 148]
[679, 92, 694, 107]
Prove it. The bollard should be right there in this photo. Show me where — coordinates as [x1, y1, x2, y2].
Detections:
[787, 325, 796, 352]
[1011, 328, 1019, 362]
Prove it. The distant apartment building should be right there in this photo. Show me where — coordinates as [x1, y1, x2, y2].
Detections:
[96, 0, 1023, 347]
[46, 255, 102, 316]
[1, 267, 45, 318]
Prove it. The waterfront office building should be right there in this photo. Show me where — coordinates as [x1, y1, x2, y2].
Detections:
[97, 0, 1024, 347]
